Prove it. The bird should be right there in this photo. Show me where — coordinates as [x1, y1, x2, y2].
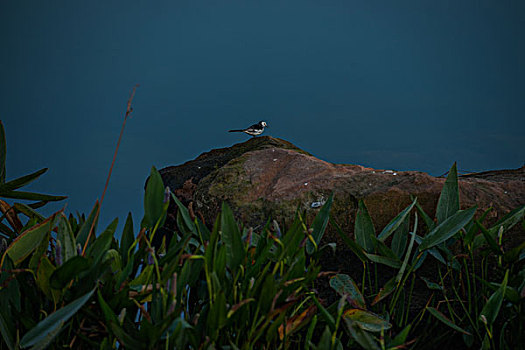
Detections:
[228, 121, 268, 137]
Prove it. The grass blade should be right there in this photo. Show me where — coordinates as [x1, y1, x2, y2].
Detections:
[330, 217, 366, 261]
[354, 199, 376, 253]
[19, 288, 95, 348]
[480, 270, 509, 326]
[427, 307, 470, 335]
[0, 190, 66, 202]
[436, 163, 459, 224]
[2, 212, 58, 266]
[419, 206, 476, 251]
[378, 199, 416, 242]
[396, 213, 418, 283]
[488, 205, 525, 236]
[0, 168, 47, 192]
[220, 202, 244, 270]
[142, 166, 166, 229]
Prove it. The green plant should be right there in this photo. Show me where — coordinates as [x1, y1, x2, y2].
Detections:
[0, 162, 335, 349]
[324, 163, 525, 349]
[0, 121, 66, 241]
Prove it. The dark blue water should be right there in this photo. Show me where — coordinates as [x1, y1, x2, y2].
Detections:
[1, 1, 524, 231]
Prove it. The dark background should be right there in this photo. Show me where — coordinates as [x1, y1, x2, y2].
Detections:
[1, 1, 524, 229]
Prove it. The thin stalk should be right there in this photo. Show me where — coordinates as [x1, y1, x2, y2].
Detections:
[367, 262, 373, 296]
[462, 259, 472, 314]
[361, 261, 367, 296]
[450, 279, 482, 341]
[374, 263, 378, 294]
[81, 85, 138, 256]
[403, 274, 415, 326]
[438, 267, 457, 324]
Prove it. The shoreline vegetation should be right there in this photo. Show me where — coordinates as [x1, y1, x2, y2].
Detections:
[0, 92, 523, 349]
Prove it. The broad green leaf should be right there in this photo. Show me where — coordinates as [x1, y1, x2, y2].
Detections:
[488, 205, 525, 236]
[311, 296, 336, 331]
[50, 256, 90, 290]
[96, 290, 143, 350]
[364, 253, 401, 269]
[220, 202, 244, 270]
[390, 324, 411, 347]
[13, 203, 45, 222]
[3, 212, 57, 265]
[415, 201, 435, 231]
[485, 283, 520, 305]
[130, 265, 153, 287]
[427, 307, 470, 335]
[343, 309, 391, 332]
[28, 229, 51, 271]
[504, 240, 525, 264]
[464, 207, 492, 245]
[142, 166, 165, 228]
[76, 201, 99, 247]
[57, 214, 76, 262]
[476, 220, 503, 255]
[419, 206, 476, 251]
[0, 168, 47, 192]
[208, 291, 227, 337]
[330, 217, 366, 261]
[436, 163, 459, 224]
[204, 216, 220, 269]
[103, 249, 121, 273]
[316, 326, 333, 350]
[371, 277, 396, 306]
[344, 319, 380, 350]
[391, 216, 409, 258]
[413, 234, 447, 268]
[19, 288, 95, 348]
[120, 212, 134, 265]
[329, 274, 365, 309]
[480, 270, 508, 326]
[0, 190, 66, 202]
[0, 307, 14, 350]
[97, 289, 119, 323]
[28, 321, 64, 350]
[307, 193, 333, 254]
[378, 199, 416, 242]
[354, 199, 375, 253]
[396, 214, 418, 283]
[0, 121, 6, 184]
[420, 277, 442, 291]
[171, 193, 195, 233]
[374, 238, 399, 260]
[305, 315, 318, 349]
[107, 321, 142, 350]
[87, 218, 118, 265]
[227, 298, 255, 319]
[36, 257, 58, 302]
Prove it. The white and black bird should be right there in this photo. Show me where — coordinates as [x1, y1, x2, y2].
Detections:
[228, 121, 268, 137]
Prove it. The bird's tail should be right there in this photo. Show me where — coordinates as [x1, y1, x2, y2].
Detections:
[228, 129, 244, 132]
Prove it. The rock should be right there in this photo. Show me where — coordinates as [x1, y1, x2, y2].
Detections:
[159, 136, 524, 320]
[159, 136, 524, 256]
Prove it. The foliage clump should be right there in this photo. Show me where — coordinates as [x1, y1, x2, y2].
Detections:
[0, 121, 523, 349]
